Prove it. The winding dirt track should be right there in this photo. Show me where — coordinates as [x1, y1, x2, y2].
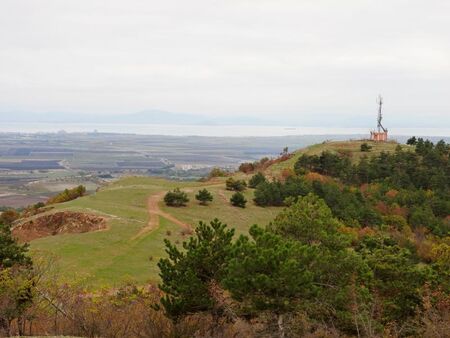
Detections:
[133, 191, 192, 239]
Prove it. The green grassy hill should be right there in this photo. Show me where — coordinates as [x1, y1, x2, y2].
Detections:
[28, 176, 280, 288]
[26, 140, 406, 288]
[267, 139, 410, 177]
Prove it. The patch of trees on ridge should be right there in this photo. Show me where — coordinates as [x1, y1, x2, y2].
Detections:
[253, 139, 449, 236]
[47, 185, 86, 205]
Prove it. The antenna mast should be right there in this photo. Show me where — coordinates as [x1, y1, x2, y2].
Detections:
[377, 95, 386, 133]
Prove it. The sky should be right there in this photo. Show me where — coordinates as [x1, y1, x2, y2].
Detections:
[0, 0, 449, 127]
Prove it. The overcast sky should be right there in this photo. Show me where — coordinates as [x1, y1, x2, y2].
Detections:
[0, 0, 449, 126]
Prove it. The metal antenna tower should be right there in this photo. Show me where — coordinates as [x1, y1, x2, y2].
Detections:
[377, 95, 387, 133]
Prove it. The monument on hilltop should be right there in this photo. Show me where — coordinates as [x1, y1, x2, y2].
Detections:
[370, 95, 388, 142]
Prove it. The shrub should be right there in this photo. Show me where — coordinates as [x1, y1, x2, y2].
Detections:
[195, 189, 213, 205]
[238, 162, 255, 174]
[248, 172, 266, 188]
[208, 167, 228, 178]
[225, 178, 247, 192]
[47, 185, 86, 204]
[230, 192, 247, 208]
[0, 209, 20, 226]
[164, 188, 189, 207]
[360, 143, 372, 152]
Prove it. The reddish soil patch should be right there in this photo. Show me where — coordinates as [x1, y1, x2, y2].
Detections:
[12, 211, 107, 242]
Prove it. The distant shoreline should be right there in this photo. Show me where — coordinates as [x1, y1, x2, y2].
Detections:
[0, 122, 449, 137]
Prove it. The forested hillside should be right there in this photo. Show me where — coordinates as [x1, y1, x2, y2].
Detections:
[0, 138, 448, 337]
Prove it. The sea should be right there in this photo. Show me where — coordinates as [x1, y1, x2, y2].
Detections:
[0, 122, 449, 137]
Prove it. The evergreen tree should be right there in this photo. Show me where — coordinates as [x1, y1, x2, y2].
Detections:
[406, 136, 417, 145]
[224, 225, 317, 315]
[230, 192, 247, 208]
[0, 223, 31, 269]
[225, 178, 247, 192]
[268, 193, 349, 250]
[356, 235, 427, 323]
[158, 219, 234, 319]
[195, 188, 213, 205]
[248, 172, 266, 188]
[164, 188, 189, 207]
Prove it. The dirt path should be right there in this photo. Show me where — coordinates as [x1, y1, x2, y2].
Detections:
[218, 190, 229, 203]
[133, 191, 192, 239]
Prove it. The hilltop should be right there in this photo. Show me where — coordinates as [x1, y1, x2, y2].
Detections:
[267, 139, 411, 177]
[15, 139, 409, 287]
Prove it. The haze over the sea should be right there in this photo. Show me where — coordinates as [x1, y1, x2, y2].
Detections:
[1, 122, 449, 138]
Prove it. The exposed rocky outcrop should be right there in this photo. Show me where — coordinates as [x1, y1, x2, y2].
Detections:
[13, 211, 107, 242]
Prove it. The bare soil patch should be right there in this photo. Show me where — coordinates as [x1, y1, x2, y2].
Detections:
[13, 211, 107, 242]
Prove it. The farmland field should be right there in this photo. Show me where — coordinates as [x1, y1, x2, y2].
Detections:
[0, 132, 374, 207]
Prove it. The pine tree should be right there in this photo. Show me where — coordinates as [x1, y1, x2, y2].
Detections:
[158, 219, 235, 320]
[248, 172, 266, 188]
[0, 223, 31, 269]
[195, 189, 213, 205]
[230, 192, 247, 208]
[164, 188, 189, 207]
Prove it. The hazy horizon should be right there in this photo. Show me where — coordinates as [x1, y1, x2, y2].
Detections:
[1, 1, 450, 128]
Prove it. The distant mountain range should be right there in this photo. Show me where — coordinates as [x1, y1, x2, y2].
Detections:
[0, 109, 447, 128]
[0, 110, 276, 126]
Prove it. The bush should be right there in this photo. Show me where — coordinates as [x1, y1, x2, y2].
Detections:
[225, 178, 247, 192]
[207, 167, 228, 178]
[195, 189, 213, 205]
[0, 209, 20, 226]
[164, 188, 189, 207]
[238, 162, 255, 174]
[360, 142, 372, 152]
[230, 192, 247, 208]
[47, 185, 86, 204]
[248, 172, 266, 188]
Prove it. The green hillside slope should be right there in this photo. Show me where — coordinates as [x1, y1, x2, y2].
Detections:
[25, 140, 407, 288]
[28, 177, 280, 288]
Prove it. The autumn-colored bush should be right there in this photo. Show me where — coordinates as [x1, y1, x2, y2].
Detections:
[47, 185, 86, 205]
[208, 167, 228, 178]
[385, 189, 399, 199]
[0, 209, 20, 226]
[238, 162, 255, 174]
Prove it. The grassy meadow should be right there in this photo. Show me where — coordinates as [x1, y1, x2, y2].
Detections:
[29, 176, 282, 288]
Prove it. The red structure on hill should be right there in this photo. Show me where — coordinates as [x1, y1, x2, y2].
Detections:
[370, 95, 388, 142]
